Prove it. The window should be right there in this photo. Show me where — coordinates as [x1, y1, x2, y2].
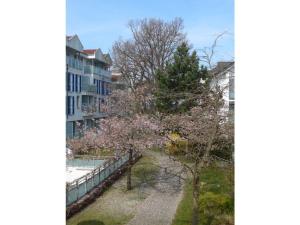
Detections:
[77, 96, 80, 109]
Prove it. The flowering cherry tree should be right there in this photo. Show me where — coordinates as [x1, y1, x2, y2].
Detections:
[67, 86, 162, 190]
[159, 82, 234, 225]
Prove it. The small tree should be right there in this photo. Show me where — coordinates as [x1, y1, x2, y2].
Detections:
[94, 114, 161, 190]
[157, 36, 234, 223]
[155, 42, 208, 113]
[67, 87, 160, 190]
[161, 87, 234, 225]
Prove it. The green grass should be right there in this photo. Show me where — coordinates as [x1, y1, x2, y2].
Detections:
[67, 154, 160, 225]
[132, 154, 160, 188]
[171, 166, 234, 225]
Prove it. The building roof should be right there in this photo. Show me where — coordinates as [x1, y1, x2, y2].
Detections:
[103, 54, 112, 65]
[111, 74, 121, 82]
[211, 61, 234, 75]
[82, 49, 97, 55]
[66, 35, 84, 52]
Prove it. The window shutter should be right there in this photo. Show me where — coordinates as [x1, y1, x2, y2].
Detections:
[66, 73, 69, 91]
[75, 75, 77, 92]
[72, 96, 75, 115]
[72, 74, 75, 92]
[76, 75, 79, 92]
[68, 74, 71, 92]
[67, 96, 70, 115]
[70, 74, 73, 92]
[79, 76, 82, 92]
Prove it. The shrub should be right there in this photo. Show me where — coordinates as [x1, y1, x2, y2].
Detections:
[211, 136, 234, 161]
[199, 192, 234, 225]
[165, 133, 188, 155]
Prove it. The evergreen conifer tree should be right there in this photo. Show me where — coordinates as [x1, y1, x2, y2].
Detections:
[155, 42, 208, 113]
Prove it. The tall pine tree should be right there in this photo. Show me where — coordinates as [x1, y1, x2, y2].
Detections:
[155, 42, 208, 113]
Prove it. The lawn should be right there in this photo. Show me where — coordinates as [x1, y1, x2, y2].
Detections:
[171, 166, 234, 225]
[66, 154, 159, 225]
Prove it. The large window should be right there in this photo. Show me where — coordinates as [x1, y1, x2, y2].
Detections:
[93, 79, 101, 94]
[68, 74, 82, 93]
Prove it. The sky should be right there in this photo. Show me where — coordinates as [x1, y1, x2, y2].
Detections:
[67, 0, 234, 62]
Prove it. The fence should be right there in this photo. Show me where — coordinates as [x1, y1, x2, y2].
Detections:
[66, 152, 136, 206]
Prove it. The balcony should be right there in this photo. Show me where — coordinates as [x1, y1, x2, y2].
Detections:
[81, 84, 96, 94]
[84, 65, 111, 77]
[67, 57, 83, 71]
[81, 104, 97, 116]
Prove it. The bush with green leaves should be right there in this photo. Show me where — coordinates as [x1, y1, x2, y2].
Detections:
[199, 192, 234, 225]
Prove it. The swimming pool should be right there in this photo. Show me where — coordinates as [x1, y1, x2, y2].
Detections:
[66, 159, 106, 183]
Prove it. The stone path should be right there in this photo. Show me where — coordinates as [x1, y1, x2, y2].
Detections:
[126, 150, 185, 225]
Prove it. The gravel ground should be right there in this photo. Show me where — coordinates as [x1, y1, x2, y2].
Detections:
[126, 150, 185, 225]
[67, 151, 185, 225]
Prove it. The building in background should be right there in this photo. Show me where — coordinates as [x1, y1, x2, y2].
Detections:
[210, 61, 235, 116]
[66, 35, 112, 138]
[111, 69, 128, 90]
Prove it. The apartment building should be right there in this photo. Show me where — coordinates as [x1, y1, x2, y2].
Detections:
[66, 35, 112, 138]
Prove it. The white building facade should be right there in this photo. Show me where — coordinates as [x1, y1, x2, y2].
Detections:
[66, 35, 112, 138]
[211, 62, 235, 116]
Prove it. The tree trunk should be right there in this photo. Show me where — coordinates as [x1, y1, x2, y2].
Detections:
[127, 148, 133, 190]
[192, 173, 200, 225]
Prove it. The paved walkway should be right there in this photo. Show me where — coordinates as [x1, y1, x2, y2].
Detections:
[126, 150, 185, 225]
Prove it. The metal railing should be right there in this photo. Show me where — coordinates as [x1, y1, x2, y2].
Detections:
[81, 104, 97, 115]
[67, 57, 83, 71]
[84, 66, 111, 77]
[66, 152, 139, 206]
[81, 84, 96, 94]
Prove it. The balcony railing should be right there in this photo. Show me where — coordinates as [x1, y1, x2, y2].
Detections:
[67, 57, 83, 71]
[81, 104, 97, 116]
[84, 66, 111, 76]
[81, 84, 96, 94]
